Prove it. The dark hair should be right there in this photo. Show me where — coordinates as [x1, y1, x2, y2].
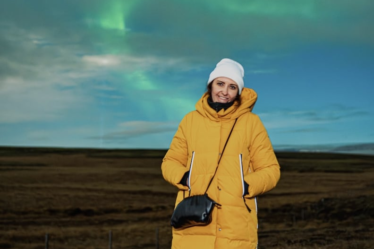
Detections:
[206, 81, 241, 105]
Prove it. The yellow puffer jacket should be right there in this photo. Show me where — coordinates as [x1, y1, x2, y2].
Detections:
[162, 88, 280, 249]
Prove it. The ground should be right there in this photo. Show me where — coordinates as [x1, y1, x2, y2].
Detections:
[0, 147, 373, 249]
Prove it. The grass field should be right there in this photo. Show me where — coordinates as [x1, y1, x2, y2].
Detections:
[0, 147, 373, 249]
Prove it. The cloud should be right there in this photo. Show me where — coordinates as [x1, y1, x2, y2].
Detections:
[259, 105, 370, 130]
[0, 77, 92, 124]
[249, 69, 278, 75]
[2, 0, 372, 89]
[26, 130, 50, 141]
[0, 24, 96, 124]
[281, 127, 328, 133]
[0, 21, 197, 126]
[89, 120, 178, 141]
[93, 84, 116, 91]
[2, 1, 374, 63]
[82, 55, 121, 66]
[123, 0, 374, 60]
[0, 24, 93, 84]
[82, 54, 192, 74]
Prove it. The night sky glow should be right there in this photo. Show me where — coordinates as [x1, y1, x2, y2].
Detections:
[0, 0, 373, 152]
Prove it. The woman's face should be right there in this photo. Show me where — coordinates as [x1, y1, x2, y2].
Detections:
[210, 77, 239, 103]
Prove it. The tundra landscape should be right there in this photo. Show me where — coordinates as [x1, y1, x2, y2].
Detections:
[0, 147, 373, 249]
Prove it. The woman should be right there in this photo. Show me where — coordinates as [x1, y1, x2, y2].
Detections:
[162, 58, 280, 249]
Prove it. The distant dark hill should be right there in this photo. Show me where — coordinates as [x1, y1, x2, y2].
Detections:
[1, 146, 374, 161]
[0, 146, 168, 158]
[332, 143, 374, 155]
[274, 143, 374, 156]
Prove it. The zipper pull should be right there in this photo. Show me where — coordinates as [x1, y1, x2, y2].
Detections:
[244, 198, 251, 212]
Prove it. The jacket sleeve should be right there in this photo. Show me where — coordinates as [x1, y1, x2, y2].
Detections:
[244, 115, 280, 198]
[161, 116, 190, 190]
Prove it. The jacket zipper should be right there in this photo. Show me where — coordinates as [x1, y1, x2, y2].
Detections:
[239, 154, 251, 213]
[188, 151, 195, 194]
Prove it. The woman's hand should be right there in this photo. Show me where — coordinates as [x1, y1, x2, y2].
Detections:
[180, 171, 190, 187]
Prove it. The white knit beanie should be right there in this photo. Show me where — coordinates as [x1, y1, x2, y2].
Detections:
[207, 58, 245, 94]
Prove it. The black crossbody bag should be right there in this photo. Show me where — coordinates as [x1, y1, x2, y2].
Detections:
[170, 119, 238, 229]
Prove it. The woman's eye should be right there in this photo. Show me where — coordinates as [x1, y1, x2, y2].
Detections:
[230, 85, 237, 90]
[217, 82, 223, 86]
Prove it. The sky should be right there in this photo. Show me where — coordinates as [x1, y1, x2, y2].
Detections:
[0, 0, 373, 150]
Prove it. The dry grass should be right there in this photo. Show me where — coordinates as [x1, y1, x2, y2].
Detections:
[0, 147, 373, 248]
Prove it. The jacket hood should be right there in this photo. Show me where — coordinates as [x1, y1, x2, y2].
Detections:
[195, 87, 257, 121]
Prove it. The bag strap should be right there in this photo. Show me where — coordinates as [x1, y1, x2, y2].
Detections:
[204, 118, 238, 194]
